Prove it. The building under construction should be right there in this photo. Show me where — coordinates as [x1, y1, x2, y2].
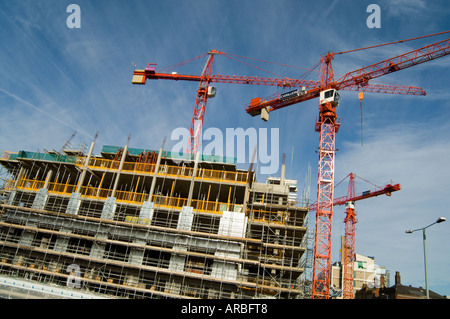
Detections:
[0, 140, 308, 299]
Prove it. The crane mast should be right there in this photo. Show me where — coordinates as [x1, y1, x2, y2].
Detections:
[312, 53, 340, 299]
[188, 51, 217, 155]
[342, 202, 357, 299]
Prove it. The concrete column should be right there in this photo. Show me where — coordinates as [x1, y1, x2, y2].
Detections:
[6, 190, 16, 205]
[100, 197, 117, 220]
[31, 189, 48, 210]
[211, 211, 247, 281]
[187, 151, 200, 206]
[43, 170, 53, 190]
[111, 142, 129, 198]
[279, 162, 286, 205]
[55, 133, 96, 216]
[54, 228, 71, 252]
[15, 221, 38, 265]
[17, 227, 36, 246]
[76, 133, 97, 193]
[176, 206, 194, 231]
[89, 233, 108, 259]
[168, 207, 194, 270]
[124, 275, 141, 288]
[138, 201, 154, 225]
[66, 192, 82, 215]
[166, 206, 194, 294]
[128, 239, 146, 266]
[148, 147, 163, 201]
[242, 184, 250, 215]
[13, 167, 25, 188]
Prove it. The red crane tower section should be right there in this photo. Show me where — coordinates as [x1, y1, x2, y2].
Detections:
[341, 175, 400, 299]
[245, 34, 450, 299]
[309, 174, 401, 299]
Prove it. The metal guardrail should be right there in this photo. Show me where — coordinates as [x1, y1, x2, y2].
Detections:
[76, 157, 248, 183]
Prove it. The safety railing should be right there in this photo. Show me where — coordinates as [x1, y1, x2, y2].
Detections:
[0, 151, 18, 161]
[251, 209, 288, 225]
[48, 182, 77, 195]
[76, 157, 248, 184]
[16, 178, 45, 191]
[196, 167, 248, 183]
[116, 189, 148, 204]
[80, 186, 113, 199]
[2, 180, 16, 190]
[11, 178, 234, 214]
[11, 179, 295, 225]
[16, 151, 77, 164]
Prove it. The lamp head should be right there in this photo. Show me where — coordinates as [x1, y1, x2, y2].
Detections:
[436, 217, 447, 223]
[405, 229, 414, 234]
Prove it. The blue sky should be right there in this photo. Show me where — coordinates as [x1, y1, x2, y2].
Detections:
[0, 0, 449, 296]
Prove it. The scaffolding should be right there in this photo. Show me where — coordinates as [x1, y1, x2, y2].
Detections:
[0, 143, 308, 299]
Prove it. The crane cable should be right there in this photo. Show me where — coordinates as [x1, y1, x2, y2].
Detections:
[335, 31, 450, 146]
[335, 30, 450, 55]
[220, 53, 292, 80]
[219, 52, 323, 90]
[158, 53, 210, 73]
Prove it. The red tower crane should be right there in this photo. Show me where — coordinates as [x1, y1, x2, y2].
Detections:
[309, 173, 401, 299]
[244, 33, 450, 299]
[131, 49, 425, 155]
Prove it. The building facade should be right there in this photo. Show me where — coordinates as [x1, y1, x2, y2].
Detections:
[0, 142, 307, 299]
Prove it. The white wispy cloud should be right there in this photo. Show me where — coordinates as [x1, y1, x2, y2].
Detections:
[334, 122, 450, 292]
[384, 0, 427, 17]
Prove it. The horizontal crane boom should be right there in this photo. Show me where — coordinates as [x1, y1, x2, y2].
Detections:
[309, 182, 401, 211]
[132, 69, 320, 88]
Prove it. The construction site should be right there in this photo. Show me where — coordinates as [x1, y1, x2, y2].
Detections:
[0, 29, 449, 299]
[0, 142, 308, 299]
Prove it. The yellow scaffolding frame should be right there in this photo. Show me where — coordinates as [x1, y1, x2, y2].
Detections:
[11, 178, 239, 215]
[75, 157, 248, 184]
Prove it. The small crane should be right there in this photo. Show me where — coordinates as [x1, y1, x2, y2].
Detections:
[309, 173, 401, 299]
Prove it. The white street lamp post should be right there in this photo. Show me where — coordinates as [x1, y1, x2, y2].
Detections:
[405, 217, 446, 299]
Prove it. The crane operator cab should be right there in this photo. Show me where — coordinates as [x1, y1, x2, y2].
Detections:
[207, 86, 217, 98]
[345, 201, 355, 210]
[320, 89, 340, 107]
